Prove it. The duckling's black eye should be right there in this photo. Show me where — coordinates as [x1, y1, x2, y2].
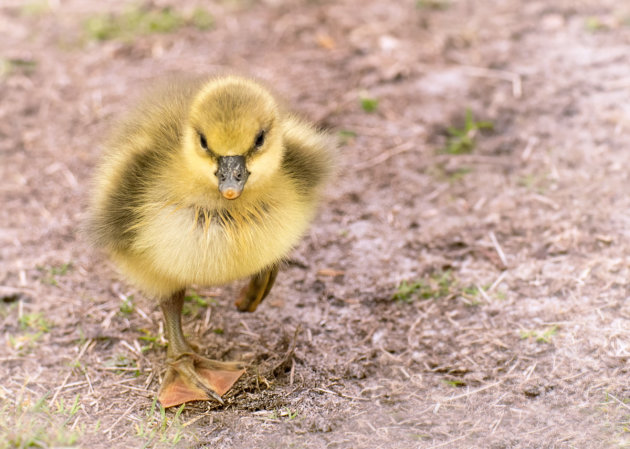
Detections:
[199, 133, 208, 150]
[254, 130, 265, 148]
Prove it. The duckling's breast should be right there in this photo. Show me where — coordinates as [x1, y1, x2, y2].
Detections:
[129, 192, 313, 292]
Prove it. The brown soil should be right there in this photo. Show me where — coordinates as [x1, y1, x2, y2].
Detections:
[2, 0, 630, 448]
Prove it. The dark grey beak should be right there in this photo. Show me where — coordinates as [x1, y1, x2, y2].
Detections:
[216, 156, 249, 200]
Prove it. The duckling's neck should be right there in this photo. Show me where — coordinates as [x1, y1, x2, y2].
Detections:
[190, 199, 273, 232]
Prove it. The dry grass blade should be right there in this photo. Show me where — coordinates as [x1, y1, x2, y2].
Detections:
[313, 388, 370, 402]
[271, 325, 301, 375]
[354, 142, 416, 171]
[437, 381, 502, 404]
[488, 232, 508, 268]
[102, 400, 138, 435]
[426, 434, 468, 449]
[48, 338, 93, 407]
[606, 393, 630, 411]
[460, 65, 523, 98]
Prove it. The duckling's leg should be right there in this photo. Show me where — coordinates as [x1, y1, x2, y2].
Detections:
[158, 290, 245, 408]
[234, 265, 279, 312]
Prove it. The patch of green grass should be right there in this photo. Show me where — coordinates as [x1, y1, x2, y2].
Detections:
[585, 17, 606, 32]
[600, 391, 630, 440]
[442, 379, 465, 387]
[119, 295, 135, 315]
[55, 394, 81, 418]
[190, 7, 214, 30]
[461, 285, 483, 306]
[19, 312, 51, 332]
[517, 172, 549, 194]
[20, 0, 50, 16]
[0, 58, 38, 79]
[278, 407, 299, 420]
[185, 291, 212, 307]
[392, 280, 423, 302]
[393, 272, 491, 305]
[520, 325, 558, 343]
[183, 291, 215, 316]
[0, 393, 84, 448]
[135, 398, 186, 447]
[84, 5, 214, 42]
[338, 129, 357, 146]
[462, 285, 479, 296]
[138, 329, 165, 353]
[409, 433, 431, 440]
[9, 312, 53, 354]
[393, 271, 455, 302]
[448, 166, 473, 182]
[517, 173, 537, 189]
[441, 109, 493, 155]
[37, 262, 72, 286]
[105, 354, 140, 376]
[8, 332, 43, 354]
[266, 407, 299, 421]
[51, 263, 72, 276]
[429, 163, 475, 183]
[416, 0, 450, 10]
[359, 92, 379, 113]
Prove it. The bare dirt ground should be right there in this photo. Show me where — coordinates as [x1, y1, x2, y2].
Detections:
[3, 0, 630, 447]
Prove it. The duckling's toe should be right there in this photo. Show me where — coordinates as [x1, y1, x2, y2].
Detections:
[158, 353, 245, 408]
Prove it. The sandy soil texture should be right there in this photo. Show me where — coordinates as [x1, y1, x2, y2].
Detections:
[2, 0, 630, 447]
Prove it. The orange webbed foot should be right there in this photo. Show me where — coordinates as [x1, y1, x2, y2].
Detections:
[158, 354, 245, 408]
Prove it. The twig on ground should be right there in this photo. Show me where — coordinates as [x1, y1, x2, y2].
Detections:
[426, 434, 468, 449]
[144, 371, 155, 389]
[475, 284, 491, 303]
[289, 358, 296, 386]
[118, 384, 153, 395]
[435, 154, 513, 166]
[488, 271, 507, 293]
[313, 387, 370, 402]
[120, 339, 141, 357]
[491, 411, 505, 434]
[460, 65, 522, 98]
[102, 400, 138, 435]
[0, 285, 36, 295]
[438, 380, 502, 403]
[528, 193, 560, 210]
[489, 232, 508, 268]
[84, 370, 94, 395]
[521, 362, 537, 383]
[355, 142, 416, 171]
[272, 325, 301, 375]
[521, 136, 538, 161]
[48, 338, 93, 407]
[48, 372, 72, 408]
[607, 393, 630, 411]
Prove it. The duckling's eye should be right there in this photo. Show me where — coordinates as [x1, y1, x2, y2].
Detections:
[254, 130, 265, 148]
[199, 133, 208, 150]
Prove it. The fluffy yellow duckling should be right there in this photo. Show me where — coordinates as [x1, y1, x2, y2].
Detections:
[88, 76, 333, 408]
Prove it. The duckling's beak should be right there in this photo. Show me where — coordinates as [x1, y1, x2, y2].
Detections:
[216, 156, 249, 200]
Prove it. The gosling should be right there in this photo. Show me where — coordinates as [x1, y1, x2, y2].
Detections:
[88, 76, 333, 408]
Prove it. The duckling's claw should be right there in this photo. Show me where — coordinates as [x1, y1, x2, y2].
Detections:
[235, 265, 279, 312]
[158, 353, 245, 408]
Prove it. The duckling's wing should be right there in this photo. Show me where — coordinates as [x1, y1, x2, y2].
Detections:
[88, 76, 206, 252]
[280, 115, 335, 196]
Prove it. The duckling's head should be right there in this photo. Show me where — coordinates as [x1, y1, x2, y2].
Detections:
[183, 76, 282, 200]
